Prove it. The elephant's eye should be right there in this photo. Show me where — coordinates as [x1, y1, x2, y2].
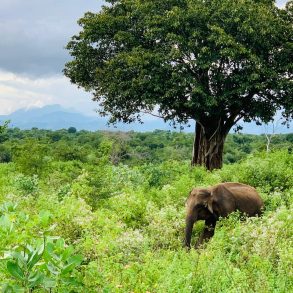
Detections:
[196, 203, 206, 209]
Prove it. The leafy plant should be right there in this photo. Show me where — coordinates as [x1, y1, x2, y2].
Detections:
[14, 174, 39, 196]
[1, 237, 83, 292]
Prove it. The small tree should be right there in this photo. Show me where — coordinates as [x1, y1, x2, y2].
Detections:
[68, 126, 77, 134]
[0, 121, 9, 135]
[64, 0, 292, 170]
[263, 117, 282, 152]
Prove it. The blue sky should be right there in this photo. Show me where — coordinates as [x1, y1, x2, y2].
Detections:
[0, 0, 290, 130]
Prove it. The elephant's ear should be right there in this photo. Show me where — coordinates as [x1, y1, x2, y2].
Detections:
[209, 184, 236, 217]
[200, 189, 213, 214]
[207, 197, 214, 214]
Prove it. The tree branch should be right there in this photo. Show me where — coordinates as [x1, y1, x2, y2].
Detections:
[140, 110, 165, 119]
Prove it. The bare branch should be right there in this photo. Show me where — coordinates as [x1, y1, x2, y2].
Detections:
[140, 110, 165, 119]
[263, 117, 282, 152]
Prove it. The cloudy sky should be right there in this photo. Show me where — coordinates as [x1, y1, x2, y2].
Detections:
[0, 0, 103, 115]
[0, 0, 289, 116]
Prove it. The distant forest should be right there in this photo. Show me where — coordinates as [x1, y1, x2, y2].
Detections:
[0, 128, 292, 169]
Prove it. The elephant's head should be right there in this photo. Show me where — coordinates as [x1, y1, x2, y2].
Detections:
[184, 188, 214, 248]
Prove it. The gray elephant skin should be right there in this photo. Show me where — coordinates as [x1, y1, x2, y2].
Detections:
[185, 182, 263, 248]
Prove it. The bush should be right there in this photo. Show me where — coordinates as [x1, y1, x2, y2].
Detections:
[13, 174, 39, 196]
[219, 151, 293, 192]
[0, 145, 11, 163]
[12, 139, 49, 176]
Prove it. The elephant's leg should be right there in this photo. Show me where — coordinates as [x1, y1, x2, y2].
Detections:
[195, 219, 216, 248]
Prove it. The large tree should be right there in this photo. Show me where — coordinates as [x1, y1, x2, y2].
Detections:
[64, 0, 292, 170]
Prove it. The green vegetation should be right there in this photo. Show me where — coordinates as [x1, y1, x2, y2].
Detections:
[64, 0, 292, 170]
[0, 128, 292, 166]
[0, 128, 292, 292]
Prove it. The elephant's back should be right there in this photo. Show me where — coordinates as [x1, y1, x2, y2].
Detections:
[220, 182, 263, 216]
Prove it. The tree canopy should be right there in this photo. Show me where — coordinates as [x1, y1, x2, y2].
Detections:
[0, 121, 9, 135]
[64, 0, 292, 169]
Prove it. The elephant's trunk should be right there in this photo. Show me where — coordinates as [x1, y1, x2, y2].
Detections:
[185, 216, 195, 248]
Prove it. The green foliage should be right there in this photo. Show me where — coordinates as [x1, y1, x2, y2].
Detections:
[219, 150, 293, 193]
[11, 139, 49, 176]
[65, 0, 292, 126]
[13, 174, 39, 196]
[67, 127, 77, 134]
[0, 145, 12, 163]
[2, 238, 83, 291]
[0, 128, 292, 291]
[2, 127, 293, 167]
[0, 121, 9, 135]
[0, 200, 83, 292]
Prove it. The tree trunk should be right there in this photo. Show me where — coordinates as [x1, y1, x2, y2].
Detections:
[191, 120, 229, 170]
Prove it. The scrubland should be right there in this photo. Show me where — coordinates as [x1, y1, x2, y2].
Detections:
[0, 129, 292, 292]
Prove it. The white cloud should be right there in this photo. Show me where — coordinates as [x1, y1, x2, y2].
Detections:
[0, 70, 97, 115]
[277, 0, 288, 8]
[0, 70, 162, 121]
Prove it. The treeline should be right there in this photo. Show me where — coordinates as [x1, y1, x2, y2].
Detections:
[0, 128, 292, 170]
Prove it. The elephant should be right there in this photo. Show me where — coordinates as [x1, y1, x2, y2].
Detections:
[184, 182, 263, 249]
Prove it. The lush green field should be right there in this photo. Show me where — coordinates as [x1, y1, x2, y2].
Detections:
[0, 129, 292, 292]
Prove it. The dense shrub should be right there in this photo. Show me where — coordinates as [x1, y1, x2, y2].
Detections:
[219, 151, 293, 192]
[13, 174, 39, 196]
[0, 145, 11, 163]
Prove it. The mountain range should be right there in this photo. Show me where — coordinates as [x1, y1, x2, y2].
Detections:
[0, 104, 174, 132]
[0, 104, 291, 134]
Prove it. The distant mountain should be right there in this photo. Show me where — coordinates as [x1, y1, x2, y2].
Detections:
[0, 104, 291, 134]
[0, 104, 174, 131]
[0, 104, 101, 131]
